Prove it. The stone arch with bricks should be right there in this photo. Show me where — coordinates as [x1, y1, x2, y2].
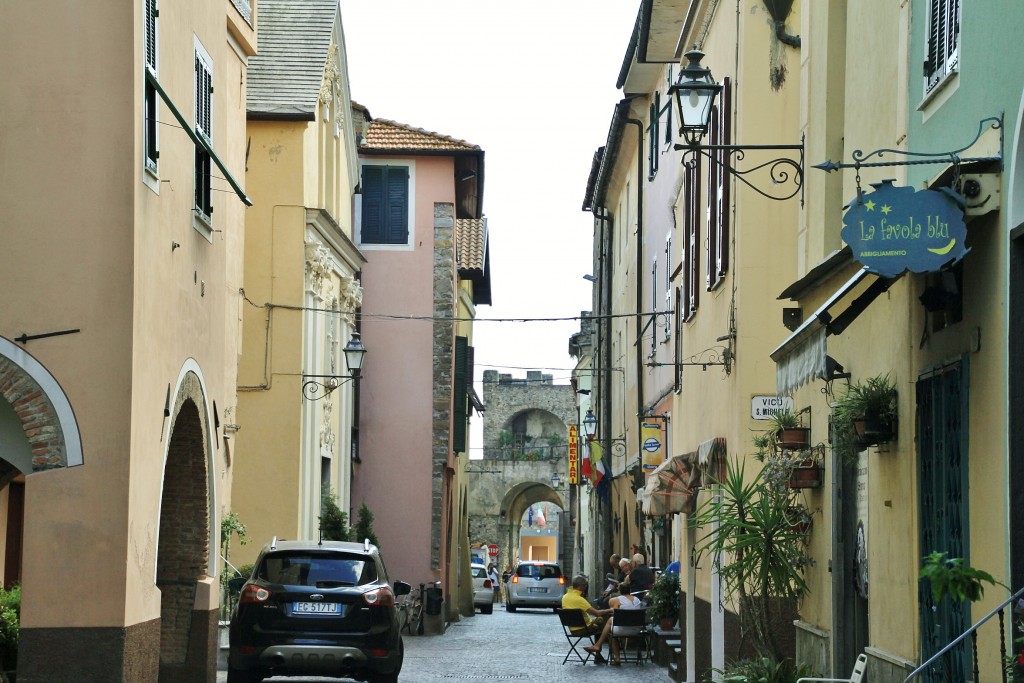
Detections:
[0, 338, 84, 480]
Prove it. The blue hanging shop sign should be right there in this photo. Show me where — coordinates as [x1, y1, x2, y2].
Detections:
[841, 180, 968, 277]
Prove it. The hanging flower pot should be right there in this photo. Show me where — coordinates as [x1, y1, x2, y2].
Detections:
[853, 415, 897, 446]
[787, 461, 822, 489]
[768, 410, 811, 451]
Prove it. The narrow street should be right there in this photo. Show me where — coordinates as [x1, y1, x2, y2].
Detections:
[217, 604, 675, 683]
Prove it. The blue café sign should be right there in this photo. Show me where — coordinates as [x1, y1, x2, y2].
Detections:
[841, 180, 968, 277]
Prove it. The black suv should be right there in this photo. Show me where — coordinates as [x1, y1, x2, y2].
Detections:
[227, 539, 411, 683]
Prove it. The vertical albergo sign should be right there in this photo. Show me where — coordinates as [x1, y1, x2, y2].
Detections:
[841, 179, 968, 276]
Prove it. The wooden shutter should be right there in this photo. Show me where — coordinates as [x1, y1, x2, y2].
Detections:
[683, 155, 701, 320]
[925, 0, 959, 93]
[453, 336, 468, 453]
[384, 166, 409, 243]
[716, 79, 731, 284]
[361, 166, 384, 243]
[648, 98, 659, 180]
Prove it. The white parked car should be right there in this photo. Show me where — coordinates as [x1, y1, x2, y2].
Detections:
[470, 564, 494, 614]
[505, 561, 566, 611]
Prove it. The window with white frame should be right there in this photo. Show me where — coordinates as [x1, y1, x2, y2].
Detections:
[144, 0, 158, 172]
[194, 43, 213, 222]
[924, 0, 960, 95]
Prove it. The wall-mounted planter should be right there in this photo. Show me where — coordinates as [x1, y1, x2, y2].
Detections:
[787, 462, 822, 489]
[853, 416, 897, 447]
[777, 427, 811, 451]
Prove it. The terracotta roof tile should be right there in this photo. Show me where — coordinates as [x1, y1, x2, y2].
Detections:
[456, 218, 486, 272]
[361, 119, 481, 152]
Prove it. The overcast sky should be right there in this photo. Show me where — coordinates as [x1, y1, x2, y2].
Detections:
[341, 1, 640, 457]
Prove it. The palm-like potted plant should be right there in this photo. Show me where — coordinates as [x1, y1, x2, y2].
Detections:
[646, 571, 681, 630]
[833, 373, 898, 449]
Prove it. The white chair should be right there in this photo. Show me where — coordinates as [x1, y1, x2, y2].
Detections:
[797, 653, 868, 683]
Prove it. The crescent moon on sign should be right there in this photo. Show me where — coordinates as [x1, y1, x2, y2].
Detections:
[927, 238, 956, 255]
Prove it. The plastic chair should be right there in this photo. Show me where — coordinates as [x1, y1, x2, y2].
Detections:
[797, 653, 868, 683]
[556, 609, 596, 665]
[610, 607, 650, 665]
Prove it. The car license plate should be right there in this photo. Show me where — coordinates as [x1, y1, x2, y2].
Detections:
[528, 587, 548, 593]
[293, 602, 342, 615]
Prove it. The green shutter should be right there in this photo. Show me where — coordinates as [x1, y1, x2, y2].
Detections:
[361, 166, 384, 243]
[453, 336, 468, 453]
[385, 166, 409, 243]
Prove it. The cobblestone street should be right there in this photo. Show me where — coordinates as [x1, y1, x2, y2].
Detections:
[218, 604, 675, 683]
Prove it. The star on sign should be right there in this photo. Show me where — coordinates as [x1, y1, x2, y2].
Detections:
[881, 204, 892, 215]
[864, 200, 876, 211]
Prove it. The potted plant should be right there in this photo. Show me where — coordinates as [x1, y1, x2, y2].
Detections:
[769, 410, 810, 450]
[833, 373, 898, 449]
[692, 458, 814, 660]
[646, 571, 681, 630]
[787, 449, 823, 489]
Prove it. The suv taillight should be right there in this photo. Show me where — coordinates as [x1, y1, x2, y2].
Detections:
[559, 576, 566, 585]
[239, 583, 272, 604]
[511, 575, 519, 584]
[484, 579, 493, 589]
[363, 586, 395, 607]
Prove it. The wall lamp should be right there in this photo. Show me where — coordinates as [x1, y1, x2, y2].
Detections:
[550, 472, 562, 490]
[582, 409, 598, 440]
[669, 48, 804, 203]
[301, 332, 367, 401]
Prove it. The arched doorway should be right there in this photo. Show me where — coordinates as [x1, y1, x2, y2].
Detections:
[156, 369, 215, 682]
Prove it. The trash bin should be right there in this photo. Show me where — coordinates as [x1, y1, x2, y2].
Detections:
[425, 585, 443, 616]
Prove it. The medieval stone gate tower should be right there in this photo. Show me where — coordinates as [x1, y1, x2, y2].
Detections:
[468, 371, 578, 574]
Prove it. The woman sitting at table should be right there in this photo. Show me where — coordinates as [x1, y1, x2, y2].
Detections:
[584, 582, 646, 665]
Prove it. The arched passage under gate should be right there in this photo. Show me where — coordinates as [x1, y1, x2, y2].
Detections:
[156, 364, 218, 682]
[496, 480, 568, 571]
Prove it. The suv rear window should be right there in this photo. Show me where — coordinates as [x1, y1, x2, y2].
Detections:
[257, 551, 377, 587]
[471, 566, 487, 579]
[516, 564, 561, 579]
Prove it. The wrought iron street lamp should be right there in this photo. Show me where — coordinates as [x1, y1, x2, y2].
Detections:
[582, 409, 597, 441]
[301, 332, 367, 400]
[550, 472, 562, 490]
[669, 49, 723, 148]
[668, 48, 805, 203]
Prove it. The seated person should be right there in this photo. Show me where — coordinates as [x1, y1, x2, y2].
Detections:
[627, 552, 655, 594]
[664, 560, 681, 575]
[586, 582, 646, 665]
[561, 575, 612, 662]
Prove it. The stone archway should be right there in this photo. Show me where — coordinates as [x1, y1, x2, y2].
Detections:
[156, 369, 215, 682]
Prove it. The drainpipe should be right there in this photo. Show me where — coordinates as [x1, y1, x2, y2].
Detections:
[625, 117, 645, 548]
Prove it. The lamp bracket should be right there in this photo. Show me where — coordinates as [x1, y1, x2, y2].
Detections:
[647, 343, 733, 374]
[675, 140, 805, 204]
[813, 116, 1003, 175]
[301, 374, 360, 401]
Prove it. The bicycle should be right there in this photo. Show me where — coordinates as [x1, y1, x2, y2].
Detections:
[398, 583, 425, 636]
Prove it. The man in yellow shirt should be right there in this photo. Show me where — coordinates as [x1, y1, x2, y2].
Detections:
[561, 575, 613, 662]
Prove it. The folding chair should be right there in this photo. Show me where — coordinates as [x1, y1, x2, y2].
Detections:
[797, 653, 868, 683]
[611, 607, 651, 665]
[556, 608, 596, 665]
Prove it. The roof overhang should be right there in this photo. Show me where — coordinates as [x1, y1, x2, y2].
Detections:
[617, 0, 693, 94]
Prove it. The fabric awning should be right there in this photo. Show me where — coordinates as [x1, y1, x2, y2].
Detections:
[641, 452, 699, 516]
[770, 267, 884, 395]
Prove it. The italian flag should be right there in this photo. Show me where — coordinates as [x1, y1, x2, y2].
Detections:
[581, 440, 593, 480]
[589, 441, 606, 486]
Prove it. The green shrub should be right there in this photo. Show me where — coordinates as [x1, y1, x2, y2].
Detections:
[0, 585, 21, 672]
[320, 492, 351, 542]
[711, 655, 811, 683]
[354, 503, 380, 548]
